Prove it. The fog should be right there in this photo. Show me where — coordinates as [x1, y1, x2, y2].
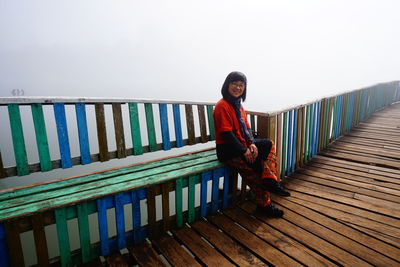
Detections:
[1, 0, 399, 112]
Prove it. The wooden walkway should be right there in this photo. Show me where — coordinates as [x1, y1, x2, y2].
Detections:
[106, 103, 400, 267]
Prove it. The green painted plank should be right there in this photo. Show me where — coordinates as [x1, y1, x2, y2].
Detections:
[8, 104, 29, 176]
[0, 153, 218, 213]
[0, 159, 223, 221]
[144, 103, 157, 152]
[77, 202, 92, 263]
[175, 178, 183, 228]
[188, 175, 196, 223]
[0, 149, 216, 202]
[55, 207, 72, 267]
[31, 103, 52, 172]
[206, 105, 215, 141]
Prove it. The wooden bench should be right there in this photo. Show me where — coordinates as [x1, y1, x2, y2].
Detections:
[0, 148, 237, 266]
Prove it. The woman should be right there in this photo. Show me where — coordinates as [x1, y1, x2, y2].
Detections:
[213, 71, 290, 217]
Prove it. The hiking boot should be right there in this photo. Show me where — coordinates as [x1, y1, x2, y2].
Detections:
[256, 203, 284, 217]
[261, 179, 291, 197]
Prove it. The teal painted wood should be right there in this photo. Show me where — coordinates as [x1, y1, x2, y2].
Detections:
[286, 110, 293, 174]
[8, 104, 29, 175]
[144, 103, 157, 152]
[331, 97, 338, 140]
[159, 104, 171, 150]
[188, 176, 196, 223]
[0, 223, 9, 267]
[75, 103, 91, 165]
[55, 207, 72, 267]
[222, 167, 230, 209]
[0, 149, 216, 202]
[173, 104, 183, 147]
[97, 198, 110, 256]
[281, 112, 287, 177]
[128, 103, 143, 155]
[175, 178, 183, 227]
[31, 103, 52, 172]
[0, 157, 222, 221]
[77, 202, 92, 263]
[54, 103, 73, 169]
[207, 105, 215, 141]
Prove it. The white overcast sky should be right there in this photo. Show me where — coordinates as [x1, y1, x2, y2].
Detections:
[0, 0, 399, 112]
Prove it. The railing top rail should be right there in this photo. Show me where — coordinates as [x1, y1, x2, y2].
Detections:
[1, 80, 398, 116]
[0, 96, 215, 106]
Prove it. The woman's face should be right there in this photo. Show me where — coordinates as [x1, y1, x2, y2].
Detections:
[228, 81, 245, 98]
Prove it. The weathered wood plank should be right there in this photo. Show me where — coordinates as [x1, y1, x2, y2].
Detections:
[112, 103, 126, 158]
[129, 242, 166, 267]
[8, 104, 29, 175]
[197, 105, 208, 143]
[0, 151, 7, 178]
[185, 104, 195, 145]
[151, 234, 201, 267]
[175, 178, 183, 228]
[105, 252, 129, 267]
[191, 220, 267, 266]
[222, 207, 336, 267]
[94, 103, 109, 162]
[208, 213, 302, 266]
[172, 226, 232, 267]
[31, 214, 49, 266]
[161, 182, 171, 231]
[31, 103, 52, 171]
[147, 186, 157, 238]
[4, 220, 24, 267]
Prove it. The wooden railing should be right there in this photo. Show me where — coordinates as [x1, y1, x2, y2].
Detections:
[0, 98, 216, 178]
[0, 80, 399, 266]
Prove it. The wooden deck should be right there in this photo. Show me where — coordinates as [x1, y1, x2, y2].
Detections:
[105, 103, 400, 267]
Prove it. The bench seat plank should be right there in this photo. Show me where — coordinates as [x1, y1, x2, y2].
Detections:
[0, 149, 215, 201]
[0, 149, 221, 222]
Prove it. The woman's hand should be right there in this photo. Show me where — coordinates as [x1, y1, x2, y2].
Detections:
[249, 144, 258, 159]
[244, 148, 255, 163]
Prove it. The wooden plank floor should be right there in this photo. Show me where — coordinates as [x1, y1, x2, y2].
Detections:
[104, 103, 400, 267]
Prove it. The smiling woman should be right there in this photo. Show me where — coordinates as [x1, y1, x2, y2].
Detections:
[213, 71, 291, 218]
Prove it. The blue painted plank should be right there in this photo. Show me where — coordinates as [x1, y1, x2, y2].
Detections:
[115, 193, 126, 249]
[54, 103, 73, 168]
[314, 102, 321, 156]
[172, 104, 183, 147]
[200, 171, 211, 217]
[159, 104, 171, 150]
[310, 103, 316, 156]
[211, 170, 219, 213]
[0, 224, 9, 267]
[222, 167, 230, 209]
[97, 198, 110, 256]
[75, 103, 91, 165]
[131, 191, 143, 244]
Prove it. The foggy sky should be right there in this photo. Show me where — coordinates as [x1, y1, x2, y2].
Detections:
[1, 0, 399, 112]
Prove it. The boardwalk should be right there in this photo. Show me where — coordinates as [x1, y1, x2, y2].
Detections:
[115, 103, 400, 266]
